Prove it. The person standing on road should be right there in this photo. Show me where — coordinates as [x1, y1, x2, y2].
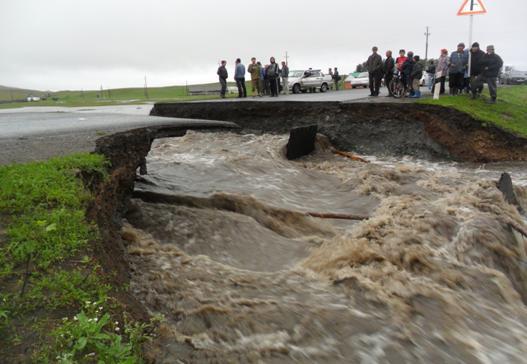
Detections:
[410, 55, 423, 98]
[449, 43, 468, 95]
[234, 58, 247, 98]
[333, 67, 340, 91]
[383, 50, 395, 96]
[469, 42, 486, 97]
[396, 49, 407, 72]
[433, 49, 449, 95]
[401, 51, 414, 90]
[258, 62, 267, 96]
[366, 46, 383, 96]
[267, 57, 280, 97]
[426, 59, 436, 91]
[217, 60, 228, 98]
[281, 61, 289, 95]
[473, 45, 503, 103]
[248, 57, 261, 97]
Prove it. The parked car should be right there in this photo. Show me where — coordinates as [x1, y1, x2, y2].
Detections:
[288, 70, 333, 93]
[421, 73, 431, 87]
[500, 66, 527, 85]
[344, 72, 369, 89]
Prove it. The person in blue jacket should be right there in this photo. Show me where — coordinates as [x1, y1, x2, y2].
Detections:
[234, 58, 247, 98]
[449, 43, 468, 95]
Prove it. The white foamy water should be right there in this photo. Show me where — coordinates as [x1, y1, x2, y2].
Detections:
[125, 131, 527, 363]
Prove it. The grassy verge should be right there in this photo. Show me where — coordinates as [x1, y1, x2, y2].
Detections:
[0, 154, 155, 362]
[419, 85, 527, 137]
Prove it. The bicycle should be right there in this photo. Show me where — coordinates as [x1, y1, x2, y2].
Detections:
[389, 71, 410, 98]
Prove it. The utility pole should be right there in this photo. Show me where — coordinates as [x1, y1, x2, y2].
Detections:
[424, 26, 431, 61]
[144, 75, 149, 99]
[468, 14, 474, 77]
[285, 51, 289, 65]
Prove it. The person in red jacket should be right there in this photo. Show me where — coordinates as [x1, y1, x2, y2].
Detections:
[396, 49, 407, 72]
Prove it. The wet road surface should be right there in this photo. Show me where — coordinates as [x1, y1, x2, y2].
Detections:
[0, 105, 230, 164]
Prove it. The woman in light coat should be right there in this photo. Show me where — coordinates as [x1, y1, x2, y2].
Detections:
[434, 49, 449, 95]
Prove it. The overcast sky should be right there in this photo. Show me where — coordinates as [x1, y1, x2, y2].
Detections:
[1, 0, 526, 91]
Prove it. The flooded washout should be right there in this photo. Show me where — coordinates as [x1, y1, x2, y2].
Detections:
[124, 131, 527, 363]
[134, 132, 378, 216]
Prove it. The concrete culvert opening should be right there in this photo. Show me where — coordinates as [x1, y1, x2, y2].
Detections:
[94, 102, 527, 363]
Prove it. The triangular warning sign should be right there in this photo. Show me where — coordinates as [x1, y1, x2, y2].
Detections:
[458, 0, 487, 16]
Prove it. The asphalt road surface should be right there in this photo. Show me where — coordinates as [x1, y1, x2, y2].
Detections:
[0, 104, 227, 164]
[0, 88, 418, 164]
[219, 87, 373, 102]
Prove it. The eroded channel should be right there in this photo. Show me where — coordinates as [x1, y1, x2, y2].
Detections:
[122, 131, 527, 363]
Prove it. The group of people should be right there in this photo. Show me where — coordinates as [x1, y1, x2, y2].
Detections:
[217, 57, 289, 98]
[366, 42, 503, 102]
[218, 42, 503, 103]
[426, 42, 503, 103]
[365, 46, 424, 98]
[217, 57, 342, 98]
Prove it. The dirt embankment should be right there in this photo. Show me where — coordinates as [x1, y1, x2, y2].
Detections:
[151, 101, 527, 162]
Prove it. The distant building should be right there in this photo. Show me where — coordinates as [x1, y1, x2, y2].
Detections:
[27, 95, 41, 102]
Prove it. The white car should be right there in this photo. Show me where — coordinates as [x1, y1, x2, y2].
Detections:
[288, 70, 334, 94]
[344, 72, 369, 88]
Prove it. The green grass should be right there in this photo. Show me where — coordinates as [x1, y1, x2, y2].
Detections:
[0, 82, 246, 109]
[419, 85, 527, 137]
[0, 154, 155, 362]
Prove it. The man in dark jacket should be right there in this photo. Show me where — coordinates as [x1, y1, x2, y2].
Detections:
[267, 57, 280, 97]
[383, 50, 395, 96]
[217, 60, 228, 98]
[401, 51, 414, 90]
[410, 55, 423, 98]
[469, 42, 485, 97]
[333, 67, 340, 91]
[280, 61, 289, 95]
[473, 45, 503, 103]
[366, 46, 383, 96]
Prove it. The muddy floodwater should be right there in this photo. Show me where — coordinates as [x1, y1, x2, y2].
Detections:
[122, 131, 527, 363]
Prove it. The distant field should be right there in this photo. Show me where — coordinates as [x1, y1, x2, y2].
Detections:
[0, 82, 244, 109]
[0, 86, 46, 102]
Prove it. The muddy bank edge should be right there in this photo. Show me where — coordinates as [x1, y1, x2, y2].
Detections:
[150, 101, 527, 162]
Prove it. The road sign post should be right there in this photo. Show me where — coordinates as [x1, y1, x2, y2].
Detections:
[457, 0, 487, 78]
[468, 14, 474, 76]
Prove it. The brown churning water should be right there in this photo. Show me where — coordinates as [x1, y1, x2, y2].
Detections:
[123, 131, 527, 363]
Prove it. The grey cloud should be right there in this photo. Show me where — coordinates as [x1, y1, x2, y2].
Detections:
[1, 0, 526, 90]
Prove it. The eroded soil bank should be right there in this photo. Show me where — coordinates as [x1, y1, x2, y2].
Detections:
[151, 101, 527, 162]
